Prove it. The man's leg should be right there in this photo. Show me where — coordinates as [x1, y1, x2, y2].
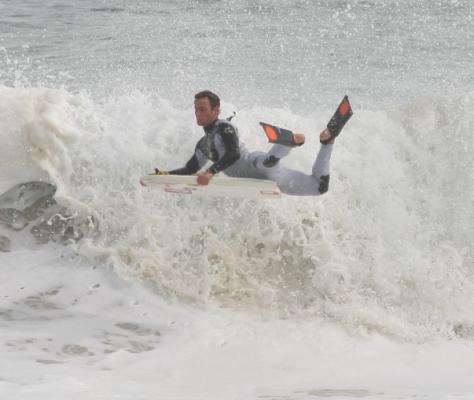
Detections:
[262, 129, 334, 196]
[257, 133, 305, 168]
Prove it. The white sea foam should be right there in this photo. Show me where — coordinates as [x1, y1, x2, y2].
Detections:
[1, 85, 473, 343]
[1, 1, 474, 397]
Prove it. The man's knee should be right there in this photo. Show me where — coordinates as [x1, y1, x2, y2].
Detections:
[263, 155, 280, 168]
[319, 175, 330, 194]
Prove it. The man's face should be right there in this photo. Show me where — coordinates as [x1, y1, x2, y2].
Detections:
[194, 97, 220, 127]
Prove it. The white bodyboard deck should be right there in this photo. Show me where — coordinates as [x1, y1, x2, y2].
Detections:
[140, 175, 281, 199]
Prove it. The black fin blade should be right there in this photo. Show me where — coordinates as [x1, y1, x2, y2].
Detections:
[326, 95, 353, 137]
[259, 122, 298, 147]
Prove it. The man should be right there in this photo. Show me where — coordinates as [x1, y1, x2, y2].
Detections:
[159, 90, 346, 196]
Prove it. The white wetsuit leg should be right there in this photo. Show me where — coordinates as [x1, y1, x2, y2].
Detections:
[256, 144, 333, 196]
[224, 143, 333, 196]
[223, 143, 293, 179]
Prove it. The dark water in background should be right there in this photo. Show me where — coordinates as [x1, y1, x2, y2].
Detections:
[1, 0, 473, 111]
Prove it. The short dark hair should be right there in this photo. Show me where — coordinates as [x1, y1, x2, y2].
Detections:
[195, 90, 220, 108]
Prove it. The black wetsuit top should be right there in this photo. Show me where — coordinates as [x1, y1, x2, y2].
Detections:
[169, 119, 241, 175]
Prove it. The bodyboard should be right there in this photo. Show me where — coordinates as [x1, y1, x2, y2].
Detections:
[140, 175, 281, 199]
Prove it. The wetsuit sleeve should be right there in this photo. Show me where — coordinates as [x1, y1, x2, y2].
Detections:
[168, 154, 200, 175]
[207, 124, 240, 175]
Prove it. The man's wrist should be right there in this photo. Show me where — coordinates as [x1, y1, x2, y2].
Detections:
[206, 166, 217, 175]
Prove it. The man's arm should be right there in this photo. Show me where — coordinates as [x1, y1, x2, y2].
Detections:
[206, 123, 240, 175]
[168, 154, 201, 175]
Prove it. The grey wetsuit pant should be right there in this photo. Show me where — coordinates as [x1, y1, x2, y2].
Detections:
[225, 144, 333, 196]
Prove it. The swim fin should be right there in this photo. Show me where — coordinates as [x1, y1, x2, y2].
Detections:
[321, 95, 353, 144]
[259, 122, 302, 147]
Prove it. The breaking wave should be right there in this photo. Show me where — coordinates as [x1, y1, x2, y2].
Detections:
[1, 84, 473, 340]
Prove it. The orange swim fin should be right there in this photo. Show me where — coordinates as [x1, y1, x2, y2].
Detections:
[259, 122, 302, 147]
[321, 95, 353, 144]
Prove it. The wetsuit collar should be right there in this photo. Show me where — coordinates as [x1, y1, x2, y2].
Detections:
[204, 119, 219, 133]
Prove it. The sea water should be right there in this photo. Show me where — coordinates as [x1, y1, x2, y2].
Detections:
[1, 1, 474, 399]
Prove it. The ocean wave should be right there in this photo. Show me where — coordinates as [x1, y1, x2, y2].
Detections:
[1, 84, 473, 340]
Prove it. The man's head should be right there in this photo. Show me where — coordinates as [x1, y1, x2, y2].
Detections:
[194, 90, 220, 127]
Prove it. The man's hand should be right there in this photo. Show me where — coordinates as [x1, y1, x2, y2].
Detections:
[196, 172, 213, 186]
